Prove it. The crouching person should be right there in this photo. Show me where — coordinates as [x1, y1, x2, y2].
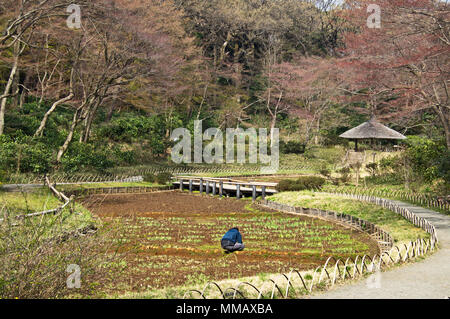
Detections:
[221, 227, 245, 253]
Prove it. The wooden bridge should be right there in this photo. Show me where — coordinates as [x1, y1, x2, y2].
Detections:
[172, 176, 278, 201]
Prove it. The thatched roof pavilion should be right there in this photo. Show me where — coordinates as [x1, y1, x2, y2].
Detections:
[340, 116, 406, 151]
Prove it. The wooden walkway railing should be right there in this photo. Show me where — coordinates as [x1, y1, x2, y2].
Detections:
[172, 176, 278, 201]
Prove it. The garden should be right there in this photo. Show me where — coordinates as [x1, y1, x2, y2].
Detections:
[81, 191, 379, 297]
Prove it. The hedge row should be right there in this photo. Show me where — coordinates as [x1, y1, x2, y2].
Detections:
[276, 176, 325, 192]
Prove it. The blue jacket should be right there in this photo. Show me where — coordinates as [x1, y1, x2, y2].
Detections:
[221, 228, 242, 244]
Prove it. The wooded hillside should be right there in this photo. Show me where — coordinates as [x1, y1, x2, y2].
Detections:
[0, 0, 448, 179]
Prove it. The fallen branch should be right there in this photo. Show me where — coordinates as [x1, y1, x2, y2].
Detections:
[0, 177, 72, 223]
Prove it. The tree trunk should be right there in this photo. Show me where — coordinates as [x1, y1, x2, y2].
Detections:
[81, 101, 100, 143]
[434, 105, 450, 149]
[18, 90, 25, 109]
[234, 43, 240, 89]
[11, 76, 19, 108]
[446, 128, 450, 150]
[213, 45, 217, 107]
[34, 69, 74, 137]
[0, 42, 20, 135]
[355, 167, 360, 187]
[34, 93, 74, 137]
[57, 105, 84, 163]
[270, 114, 277, 148]
[106, 103, 115, 122]
[315, 118, 320, 145]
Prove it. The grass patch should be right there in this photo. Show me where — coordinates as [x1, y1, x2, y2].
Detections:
[323, 184, 449, 216]
[0, 188, 96, 232]
[268, 191, 429, 244]
[0, 188, 119, 299]
[0, 188, 61, 214]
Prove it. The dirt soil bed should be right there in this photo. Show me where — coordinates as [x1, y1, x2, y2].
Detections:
[82, 191, 379, 294]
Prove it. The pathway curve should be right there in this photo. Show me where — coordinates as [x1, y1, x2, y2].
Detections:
[312, 200, 450, 299]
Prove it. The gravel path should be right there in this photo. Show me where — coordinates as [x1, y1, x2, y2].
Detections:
[312, 200, 450, 299]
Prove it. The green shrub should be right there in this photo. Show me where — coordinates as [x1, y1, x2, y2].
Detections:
[319, 165, 331, 178]
[377, 137, 448, 185]
[0, 135, 52, 174]
[155, 172, 172, 185]
[280, 140, 306, 154]
[276, 179, 295, 192]
[112, 146, 137, 166]
[338, 167, 351, 183]
[291, 180, 306, 191]
[301, 176, 326, 189]
[0, 169, 5, 184]
[276, 176, 325, 192]
[61, 142, 113, 173]
[365, 173, 403, 185]
[366, 162, 378, 177]
[405, 136, 448, 182]
[143, 173, 156, 183]
[437, 151, 450, 184]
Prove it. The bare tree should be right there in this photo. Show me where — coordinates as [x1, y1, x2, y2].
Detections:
[56, 30, 134, 161]
[0, 35, 29, 135]
[34, 68, 75, 137]
[0, 0, 89, 135]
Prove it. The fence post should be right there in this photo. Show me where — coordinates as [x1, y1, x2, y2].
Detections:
[236, 184, 241, 199]
[261, 186, 266, 201]
[199, 178, 203, 194]
[206, 180, 210, 195]
[189, 179, 193, 193]
[219, 181, 223, 197]
[212, 182, 217, 196]
[252, 185, 257, 202]
[179, 179, 183, 191]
